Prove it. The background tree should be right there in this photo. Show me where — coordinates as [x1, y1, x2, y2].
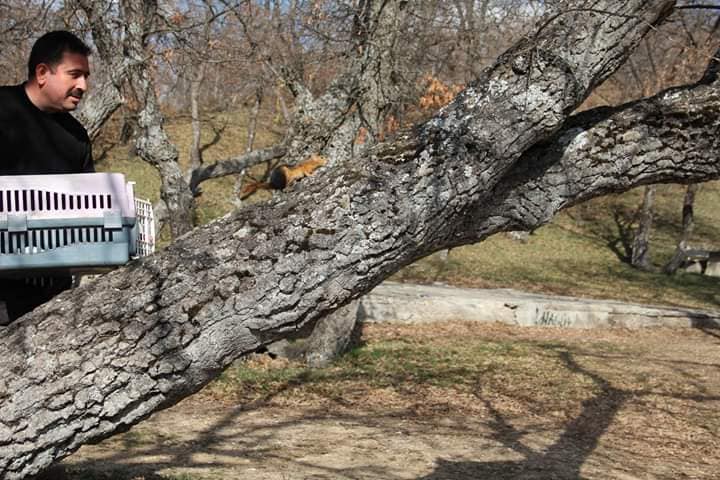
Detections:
[630, 185, 656, 269]
[663, 183, 702, 273]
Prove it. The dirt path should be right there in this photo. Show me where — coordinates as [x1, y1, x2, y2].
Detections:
[54, 323, 720, 480]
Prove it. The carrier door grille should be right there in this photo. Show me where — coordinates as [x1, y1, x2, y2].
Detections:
[0, 189, 112, 213]
[0, 227, 114, 254]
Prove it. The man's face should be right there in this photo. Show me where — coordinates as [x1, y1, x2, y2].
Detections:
[36, 51, 90, 112]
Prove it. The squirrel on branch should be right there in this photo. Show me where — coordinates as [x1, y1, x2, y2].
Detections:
[240, 154, 327, 199]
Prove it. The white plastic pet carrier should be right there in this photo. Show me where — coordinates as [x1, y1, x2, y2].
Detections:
[0, 172, 154, 274]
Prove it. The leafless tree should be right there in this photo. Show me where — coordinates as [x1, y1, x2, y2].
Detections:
[630, 185, 656, 269]
[0, 0, 59, 85]
[65, 1, 548, 236]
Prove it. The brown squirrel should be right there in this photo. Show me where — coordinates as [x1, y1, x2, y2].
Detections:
[240, 154, 327, 199]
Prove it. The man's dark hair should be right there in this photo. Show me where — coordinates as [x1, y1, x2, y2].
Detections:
[27, 31, 91, 79]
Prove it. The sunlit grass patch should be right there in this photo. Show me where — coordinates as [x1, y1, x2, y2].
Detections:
[393, 183, 720, 310]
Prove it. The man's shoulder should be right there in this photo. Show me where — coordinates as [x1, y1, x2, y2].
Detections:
[0, 84, 19, 93]
[0, 84, 25, 109]
[0, 84, 36, 125]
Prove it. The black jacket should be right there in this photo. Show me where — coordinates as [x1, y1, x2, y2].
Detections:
[0, 84, 93, 175]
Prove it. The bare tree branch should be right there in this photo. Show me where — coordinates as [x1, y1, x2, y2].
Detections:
[676, 5, 720, 11]
[188, 144, 288, 195]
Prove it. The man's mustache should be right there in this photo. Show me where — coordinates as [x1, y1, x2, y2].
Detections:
[69, 89, 84, 99]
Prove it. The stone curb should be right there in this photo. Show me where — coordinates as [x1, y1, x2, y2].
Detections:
[358, 282, 720, 329]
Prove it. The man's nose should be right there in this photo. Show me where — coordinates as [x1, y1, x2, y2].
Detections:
[76, 75, 88, 92]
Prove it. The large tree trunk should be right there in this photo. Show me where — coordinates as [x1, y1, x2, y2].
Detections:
[664, 183, 701, 274]
[71, 0, 127, 141]
[5, 3, 720, 479]
[122, 0, 195, 237]
[631, 185, 656, 270]
[263, 0, 413, 365]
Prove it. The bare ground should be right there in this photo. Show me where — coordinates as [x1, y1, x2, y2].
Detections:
[50, 322, 720, 480]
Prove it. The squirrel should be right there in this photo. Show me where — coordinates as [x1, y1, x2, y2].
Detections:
[240, 154, 327, 199]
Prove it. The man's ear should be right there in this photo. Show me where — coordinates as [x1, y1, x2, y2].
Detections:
[35, 63, 51, 87]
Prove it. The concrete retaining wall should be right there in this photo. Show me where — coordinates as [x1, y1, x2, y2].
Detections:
[358, 282, 720, 329]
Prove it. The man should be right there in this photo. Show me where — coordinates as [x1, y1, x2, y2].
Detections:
[0, 30, 94, 324]
[1, 30, 93, 175]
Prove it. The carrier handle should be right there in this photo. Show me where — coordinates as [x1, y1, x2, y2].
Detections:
[6, 214, 27, 233]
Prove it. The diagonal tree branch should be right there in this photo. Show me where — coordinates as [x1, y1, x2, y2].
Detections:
[477, 73, 720, 239]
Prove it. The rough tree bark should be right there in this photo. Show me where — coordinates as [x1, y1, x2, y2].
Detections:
[630, 185, 656, 269]
[71, 0, 128, 141]
[663, 183, 701, 273]
[3, 2, 720, 479]
[201, 0, 414, 364]
[75, 66, 123, 142]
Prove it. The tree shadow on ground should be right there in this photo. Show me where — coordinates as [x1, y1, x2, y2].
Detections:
[38, 338, 720, 480]
[607, 207, 635, 264]
[418, 350, 628, 480]
[199, 117, 227, 156]
[39, 408, 427, 480]
[698, 326, 720, 340]
[417, 345, 720, 480]
[557, 206, 635, 266]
